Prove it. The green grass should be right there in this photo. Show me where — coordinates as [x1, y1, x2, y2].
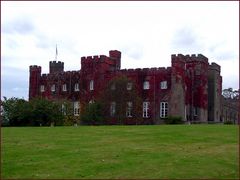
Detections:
[1, 125, 239, 179]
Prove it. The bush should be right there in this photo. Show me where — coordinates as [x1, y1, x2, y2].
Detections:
[164, 116, 183, 124]
[81, 102, 104, 125]
[224, 120, 233, 125]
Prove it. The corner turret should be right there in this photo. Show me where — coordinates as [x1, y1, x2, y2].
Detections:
[29, 65, 42, 100]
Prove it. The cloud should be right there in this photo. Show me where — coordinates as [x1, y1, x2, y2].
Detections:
[170, 27, 203, 53]
[123, 45, 144, 60]
[2, 67, 29, 100]
[2, 17, 35, 35]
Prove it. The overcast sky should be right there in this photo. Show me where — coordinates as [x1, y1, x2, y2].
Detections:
[1, 1, 239, 100]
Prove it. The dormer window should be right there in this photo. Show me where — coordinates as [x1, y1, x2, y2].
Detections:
[62, 84, 67, 92]
[160, 81, 167, 89]
[51, 84, 55, 92]
[143, 81, 150, 90]
[90, 80, 94, 91]
[40, 85, 45, 92]
[74, 83, 79, 91]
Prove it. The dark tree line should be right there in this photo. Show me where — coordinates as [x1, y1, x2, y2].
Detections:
[1, 97, 64, 126]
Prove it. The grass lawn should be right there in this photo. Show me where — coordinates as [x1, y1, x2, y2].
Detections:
[1, 125, 239, 179]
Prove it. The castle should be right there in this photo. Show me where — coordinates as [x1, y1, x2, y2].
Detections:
[29, 50, 223, 124]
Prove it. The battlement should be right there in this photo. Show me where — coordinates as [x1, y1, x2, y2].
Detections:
[172, 54, 208, 64]
[49, 60, 64, 74]
[50, 61, 64, 65]
[81, 55, 108, 62]
[30, 65, 41, 72]
[188, 54, 208, 63]
[120, 67, 170, 74]
[209, 62, 221, 72]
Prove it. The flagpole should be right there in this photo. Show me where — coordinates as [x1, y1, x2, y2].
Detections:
[55, 44, 58, 60]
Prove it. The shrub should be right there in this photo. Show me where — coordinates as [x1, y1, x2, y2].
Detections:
[164, 116, 183, 124]
[224, 120, 233, 125]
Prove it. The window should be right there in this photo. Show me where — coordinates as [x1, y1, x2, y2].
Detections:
[62, 84, 67, 92]
[74, 83, 79, 91]
[62, 104, 66, 115]
[160, 102, 168, 118]
[90, 80, 94, 91]
[110, 102, 116, 117]
[73, 101, 80, 116]
[143, 101, 150, 118]
[127, 82, 132, 90]
[111, 83, 116, 90]
[143, 81, 150, 90]
[126, 102, 133, 117]
[160, 81, 167, 89]
[194, 107, 198, 116]
[40, 85, 45, 92]
[51, 84, 55, 92]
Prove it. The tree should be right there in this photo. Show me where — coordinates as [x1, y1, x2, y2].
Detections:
[222, 88, 239, 100]
[100, 75, 142, 125]
[29, 98, 64, 126]
[81, 101, 103, 125]
[1, 97, 64, 126]
[1, 97, 30, 126]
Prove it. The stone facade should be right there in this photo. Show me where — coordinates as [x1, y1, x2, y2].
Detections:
[29, 50, 223, 124]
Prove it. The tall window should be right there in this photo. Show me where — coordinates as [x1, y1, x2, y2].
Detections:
[194, 107, 198, 116]
[110, 102, 116, 117]
[62, 84, 67, 92]
[160, 81, 167, 89]
[126, 102, 133, 117]
[40, 85, 45, 92]
[73, 101, 80, 116]
[143, 81, 150, 90]
[62, 103, 66, 115]
[51, 84, 55, 92]
[74, 83, 79, 91]
[127, 82, 132, 90]
[90, 80, 94, 91]
[143, 101, 150, 118]
[160, 102, 168, 118]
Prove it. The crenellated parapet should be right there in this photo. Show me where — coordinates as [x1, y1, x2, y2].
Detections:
[81, 50, 122, 72]
[49, 60, 64, 74]
[171, 54, 208, 64]
[209, 62, 221, 73]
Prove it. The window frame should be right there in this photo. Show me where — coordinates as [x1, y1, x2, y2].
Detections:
[160, 81, 167, 89]
[143, 81, 150, 90]
[143, 101, 150, 118]
[73, 101, 80, 116]
[126, 101, 133, 117]
[74, 83, 79, 92]
[90, 80, 94, 91]
[40, 85, 45, 92]
[160, 102, 168, 118]
[51, 84, 56, 92]
[127, 82, 133, 90]
[62, 84, 67, 92]
[110, 102, 116, 117]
